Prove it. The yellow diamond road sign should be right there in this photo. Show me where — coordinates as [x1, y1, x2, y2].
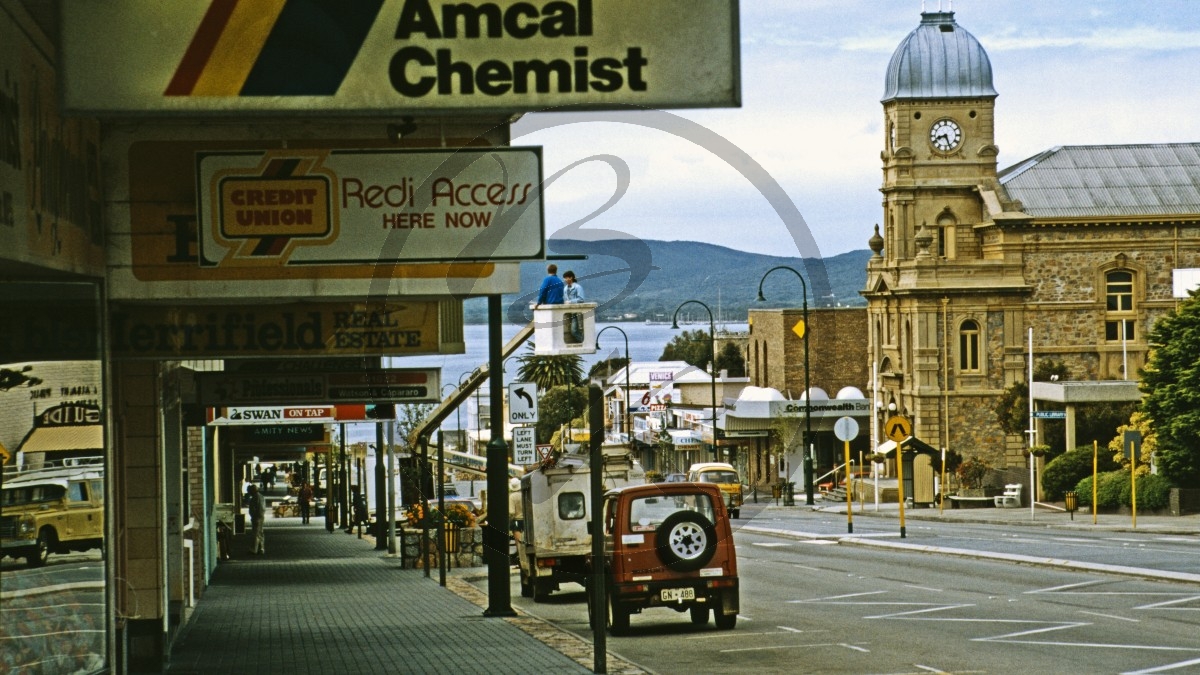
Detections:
[791, 319, 806, 339]
[885, 415, 912, 443]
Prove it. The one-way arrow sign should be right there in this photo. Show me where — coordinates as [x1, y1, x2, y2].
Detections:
[508, 382, 538, 424]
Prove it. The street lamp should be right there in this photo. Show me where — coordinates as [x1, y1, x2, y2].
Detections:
[756, 265, 814, 506]
[671, 300, 718, 459]
[596, 325, 632, 447]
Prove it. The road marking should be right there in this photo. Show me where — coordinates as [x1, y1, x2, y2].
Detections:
[839, 643, 870, 653]
[1080, 610, 1140, 622]
[1124, 655, 1200, 674]
[800, 590, 889, 601]
[1135, 595, 1200, 611]
[904, 584, 944, 592]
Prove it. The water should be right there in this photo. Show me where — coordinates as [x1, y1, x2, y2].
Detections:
[339, 321, 746, 442]
[391, 321, 748, 386]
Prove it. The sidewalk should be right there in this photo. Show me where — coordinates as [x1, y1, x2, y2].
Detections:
[166, 517, 644, 675]
[809, 495, 1200, 535]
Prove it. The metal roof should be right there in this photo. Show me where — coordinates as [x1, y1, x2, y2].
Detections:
[999, 144, 1200, 219]
[883, 12, 997, 102]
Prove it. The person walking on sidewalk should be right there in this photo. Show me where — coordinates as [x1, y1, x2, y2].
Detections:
[298, 483, 313, 524]
[246, 484, 266, 555]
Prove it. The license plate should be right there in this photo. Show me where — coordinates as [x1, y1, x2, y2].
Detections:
[660, 587, 695, 602]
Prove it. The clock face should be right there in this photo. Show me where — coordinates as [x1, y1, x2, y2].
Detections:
[930, 118, 962, 152]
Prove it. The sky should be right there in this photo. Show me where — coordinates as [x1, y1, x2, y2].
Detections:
[512, 0, 1200, 260]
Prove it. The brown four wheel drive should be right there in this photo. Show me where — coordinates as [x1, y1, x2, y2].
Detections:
[589, 482, 739, 635]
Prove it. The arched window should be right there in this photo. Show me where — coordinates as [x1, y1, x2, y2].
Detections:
[1105, 270, 1135, 341]
[958, 319, 981, 372]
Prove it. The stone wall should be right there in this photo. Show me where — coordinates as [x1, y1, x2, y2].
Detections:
[400, 525, 484, 569]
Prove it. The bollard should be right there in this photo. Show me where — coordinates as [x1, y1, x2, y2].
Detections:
[784, 481, 795, 507]
[1064, 491, 1077, 521]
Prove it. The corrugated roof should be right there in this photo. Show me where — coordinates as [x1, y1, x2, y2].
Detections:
[998, 144, 1200, 219]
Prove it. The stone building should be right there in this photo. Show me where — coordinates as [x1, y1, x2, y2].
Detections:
[864, 10, 1200, 468]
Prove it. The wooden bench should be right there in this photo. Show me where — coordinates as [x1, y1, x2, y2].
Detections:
[948, 495, 993, 509]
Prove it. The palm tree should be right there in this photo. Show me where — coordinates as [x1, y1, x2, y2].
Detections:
[516, 344, 583, 391]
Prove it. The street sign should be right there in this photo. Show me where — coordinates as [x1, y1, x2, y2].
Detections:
[537, 444, 554, 461]
[508, 382, 539, 424]
[1032, 410, 1067, 419]
[1124, 429, 1143, 460]
[197, 368, 439, 405]
[791, 319, 806, 340]
[512, 427, 536, 465]
[885, 415, 912, 443]
[210, 406, 338, 425]
[833, 416, 859, 442]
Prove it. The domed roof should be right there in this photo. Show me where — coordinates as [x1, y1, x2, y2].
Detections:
[883, 11, 997, 102]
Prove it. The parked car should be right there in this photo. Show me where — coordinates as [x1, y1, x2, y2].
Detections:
[662, 473, 687, 483]
[1, 462, 105, 567]
[589, 482, 739, 635]
[687, 462, 743, 518]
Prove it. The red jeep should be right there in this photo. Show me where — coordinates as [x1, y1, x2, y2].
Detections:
[591, 482, 739, 634]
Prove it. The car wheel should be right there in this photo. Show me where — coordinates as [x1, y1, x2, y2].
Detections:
[714, 595, 737, 630]
[27, 528, 54, 568]
[656, 511, 716, 572]
[519, 568, 533, 598]
[731, 508, 740, 519]
[607, 590, 630, 636]
[689, 605, 710, 625]
[531, 578, 549, 603]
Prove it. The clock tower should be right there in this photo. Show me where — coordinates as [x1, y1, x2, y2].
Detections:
[865, 10, 1031, 463]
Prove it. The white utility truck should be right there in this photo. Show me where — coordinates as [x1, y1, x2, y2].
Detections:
[516, 444, 643, 602]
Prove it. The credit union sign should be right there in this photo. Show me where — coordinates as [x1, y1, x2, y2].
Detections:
[197, 147, 543, 266]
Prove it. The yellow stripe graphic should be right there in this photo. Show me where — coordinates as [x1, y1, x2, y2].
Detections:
[192, 0, 289, 96]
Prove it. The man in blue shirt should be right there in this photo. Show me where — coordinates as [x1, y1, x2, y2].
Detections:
[537, 263, 564, 305]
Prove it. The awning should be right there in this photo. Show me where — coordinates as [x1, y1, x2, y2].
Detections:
[18, 425, 104, 453]
[876, 436, 939, 456]
[668, 430, 701, 448]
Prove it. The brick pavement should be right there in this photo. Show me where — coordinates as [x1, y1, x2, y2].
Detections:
[166, 516, 641, 675]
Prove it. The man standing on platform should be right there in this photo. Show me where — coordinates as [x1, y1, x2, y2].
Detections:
[563, 270, 585, 343]
[537, 263, 564, 305]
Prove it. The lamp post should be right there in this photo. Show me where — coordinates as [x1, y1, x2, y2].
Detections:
[458, 371, 477, 497]
[596, 325, 632, 446]
[756, 265, 814, 506]
[671, 300, 718, 460]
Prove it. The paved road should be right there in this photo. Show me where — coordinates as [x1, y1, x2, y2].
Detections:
[478, 503, 1200, 674]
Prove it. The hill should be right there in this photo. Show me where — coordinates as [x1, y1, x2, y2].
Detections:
[464, 239, 871, 324]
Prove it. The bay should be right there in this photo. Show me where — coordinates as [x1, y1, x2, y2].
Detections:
[391, 321, 748, 386]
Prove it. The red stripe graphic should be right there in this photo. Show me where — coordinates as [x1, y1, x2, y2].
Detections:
[164, 0, 240, 96]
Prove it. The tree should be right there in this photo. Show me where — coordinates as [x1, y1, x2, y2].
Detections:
[1139, 288, 1200, 485]
[994, 359, 1070, 448]
[714, 341, 746, 377]
[535, 384, 588, 444]
[659, 329, 712, 371]
[588, 356, 629, 383]
[516, 344, 583, 391]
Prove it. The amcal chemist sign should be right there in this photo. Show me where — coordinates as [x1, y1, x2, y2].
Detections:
[60, 1, 738, 114]
[198, 147, 543, 266]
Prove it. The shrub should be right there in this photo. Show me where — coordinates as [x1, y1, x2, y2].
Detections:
[1120, 473, 1173, 511]
[1042, 446, 1121, 501]
[1076, 471, 1126, 508]
[645, 470, 665, 483]
[956, 458, 991, 490]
